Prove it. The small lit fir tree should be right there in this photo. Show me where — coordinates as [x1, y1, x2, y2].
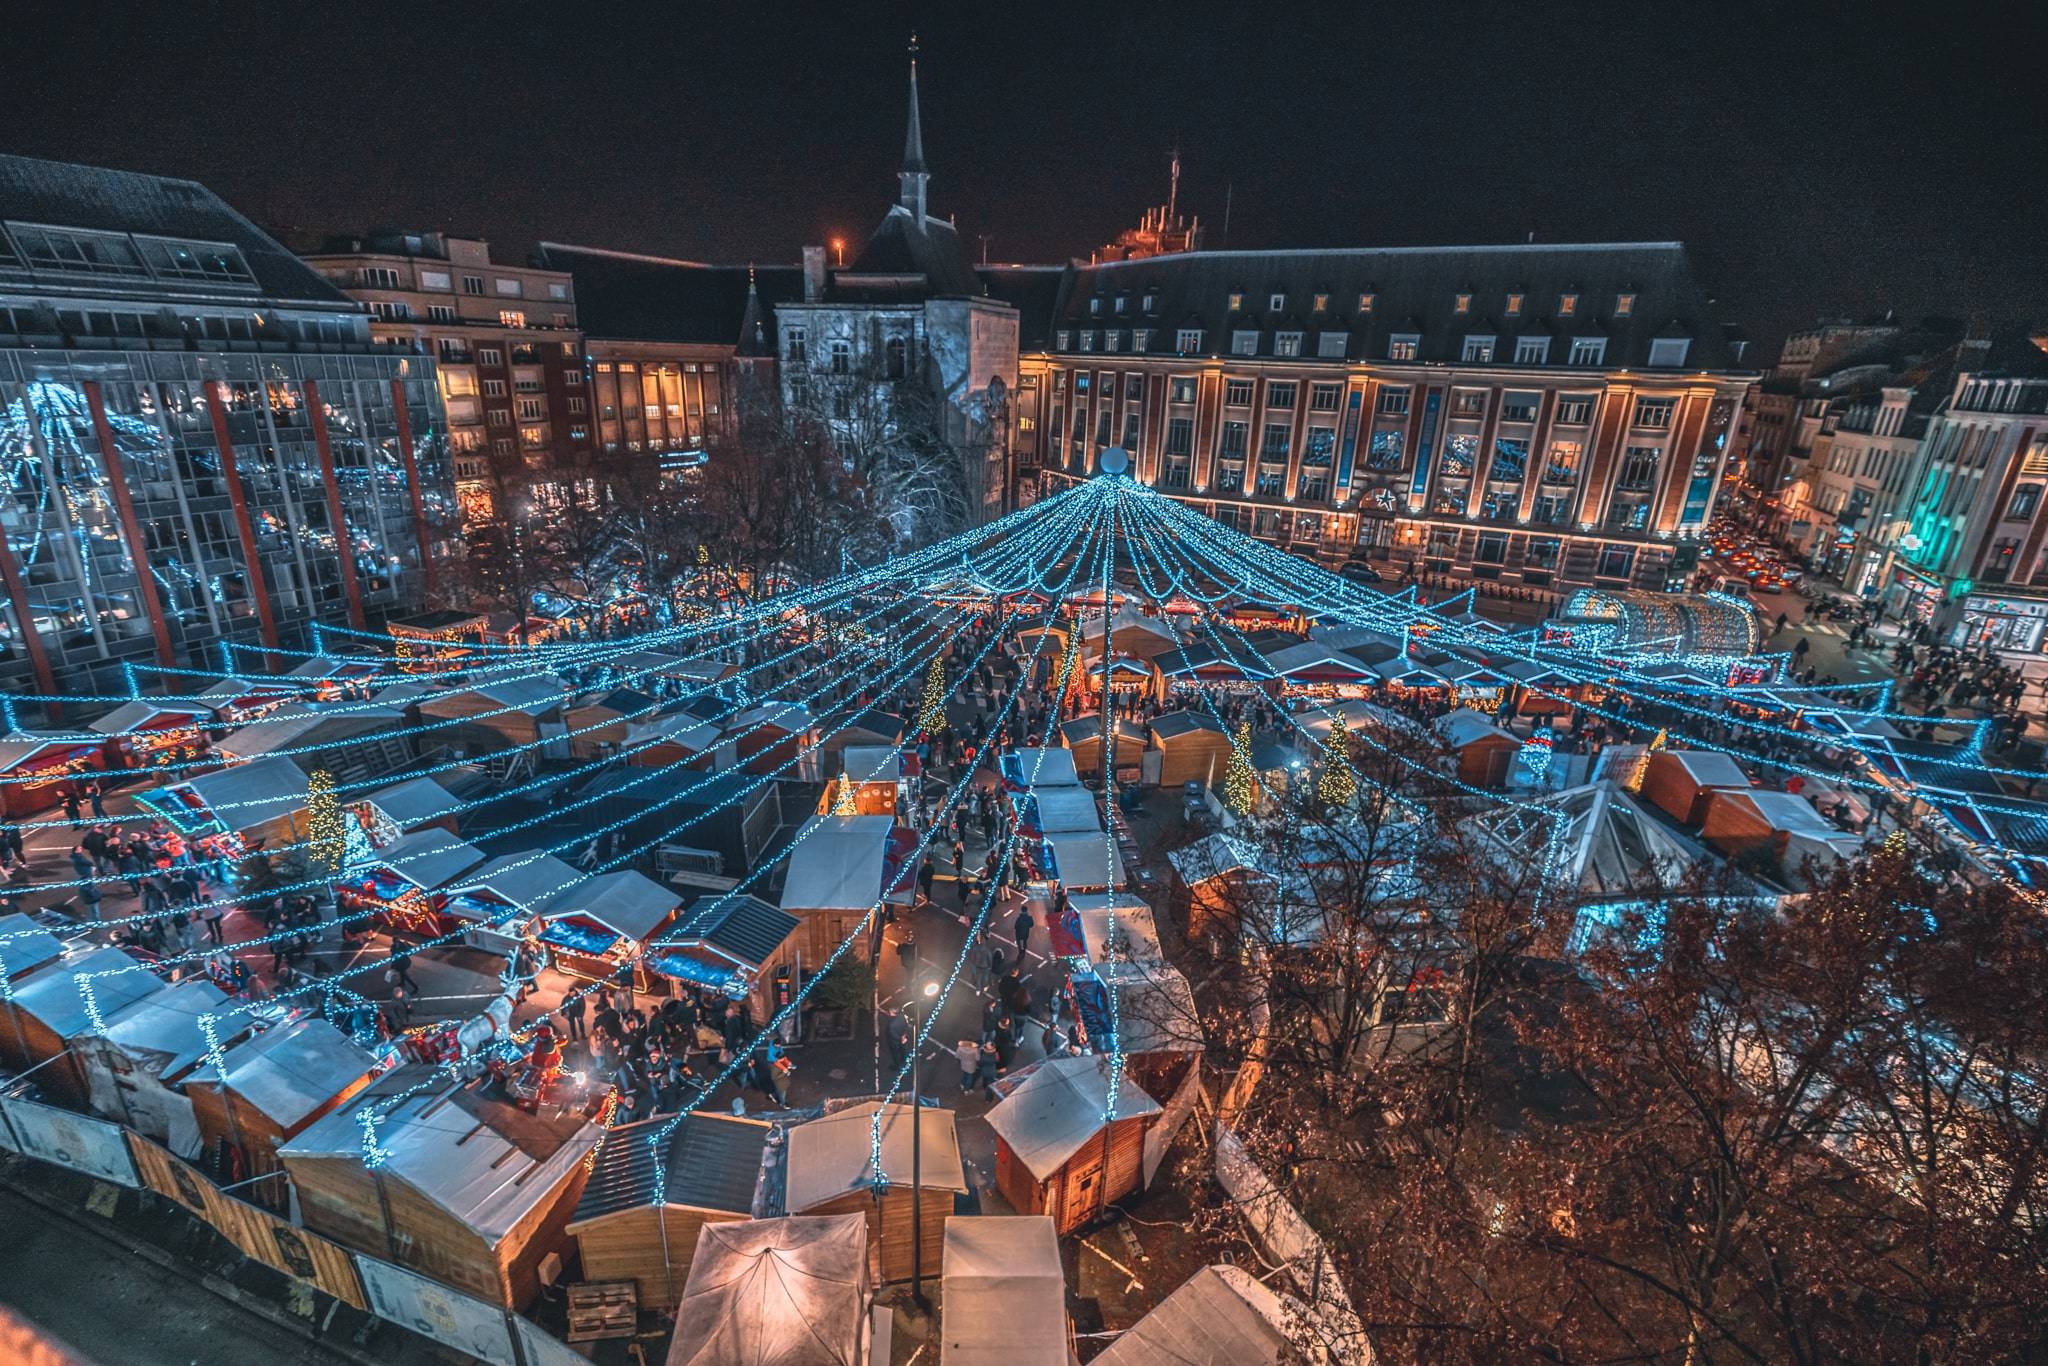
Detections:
[1317, 713, 1357, 808]
[1225, 722, 1256, 817]
[305, 768, 346, 873]
[918, 656, 947, 735]
[832, 771, 858, 816]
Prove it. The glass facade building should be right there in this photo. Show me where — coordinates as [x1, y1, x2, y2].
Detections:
[0, 154, 455, 705]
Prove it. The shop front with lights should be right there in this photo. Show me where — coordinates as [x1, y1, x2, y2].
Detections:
[530, 870, 682, 994]
[89, 700, 217, 772]
[0, 731, 108, 819]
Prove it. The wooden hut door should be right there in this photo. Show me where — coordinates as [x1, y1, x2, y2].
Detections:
[1063, 1162, 1103, 1233]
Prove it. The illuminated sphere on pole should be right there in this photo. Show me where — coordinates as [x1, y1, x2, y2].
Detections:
[1098, 446, 1130, 477]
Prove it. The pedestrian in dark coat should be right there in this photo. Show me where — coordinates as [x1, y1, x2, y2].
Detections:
[561, 992, 587, 1040]
[1013, 907, 1034, 958]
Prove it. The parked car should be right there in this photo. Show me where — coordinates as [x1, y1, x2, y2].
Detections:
[1339, 558, 1385, 584]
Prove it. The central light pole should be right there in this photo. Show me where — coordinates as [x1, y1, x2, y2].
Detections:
[908, 978, 939, 1310]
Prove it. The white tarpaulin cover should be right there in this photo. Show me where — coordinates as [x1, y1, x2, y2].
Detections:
[985, 1055, 1161, 1181]
[1025, 787, 1101, 835]
[941, 1215, 1068, 1366]
[370, 827, 487, 891]
[1044, 832, 1124, 891]
[667, 1213, 869, 1366]
[784, 1100, 966, 1212]
[187, 1016, 377, 1134]
[1072, 898, 1163, 967]
[8, 945, 161, 1041]
[779, 815, 895, 912]
[1093, 1264, 1288, 1366]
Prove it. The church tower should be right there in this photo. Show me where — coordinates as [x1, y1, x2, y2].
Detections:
[898, 37, 929, 223]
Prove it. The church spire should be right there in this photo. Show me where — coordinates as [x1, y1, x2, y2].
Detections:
[899, 34, 929, 224]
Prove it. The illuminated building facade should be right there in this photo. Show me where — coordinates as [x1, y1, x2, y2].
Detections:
[300, 233, 583, 520]
[0, 154, 453, 705]
[1022, 242, 1756, 590]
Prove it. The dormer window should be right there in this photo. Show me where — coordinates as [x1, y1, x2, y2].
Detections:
[1615, 293, 1636, 317]
[1505, 293, 1524, 315]
[1648, 338, 1691, 367]
[1228, 292, 1244, 311]
[1312, 293, 1330, 312]
[1056, 329, 1071, 350]
[1142, 293, 1156, 312]
[1358, 292, 1376, 313]
[1455, 293, 1472, 314]
[1269, 292, 1286, 312]
[1559, 293, 1579, 316]
[1114, 295, 1128, 313]
[1089, 298, 1101, 314]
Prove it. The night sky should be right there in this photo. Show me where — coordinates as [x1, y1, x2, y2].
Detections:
[13, 1, 2047, 351]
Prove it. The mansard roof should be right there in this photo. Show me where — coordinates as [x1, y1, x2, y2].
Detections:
[536, 242, 804, 346]
[1044, 241, 1748, 371]
[0, 152, 350, 305]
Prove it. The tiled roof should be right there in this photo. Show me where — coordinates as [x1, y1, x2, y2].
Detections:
[536, 242, 804, 345]
[0, 153, 350, 304]
[834, 205, 981, 301]
[1038, 241, 1747, 370]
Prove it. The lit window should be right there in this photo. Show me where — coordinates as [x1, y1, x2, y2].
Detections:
[499, 310, 525, 327]
[1089, 297, 1101, 314]
[1227, 292, 1244, 311]
[1056, 330, 1071, 349]
[1505, 293, 1524, 315]
[1312, 293, 1329, 312]
[1454, 293, 1472, 313]
[1615, 293, 1636, 316]
[1389, 334, 1420, 361]
[1175, 329, 1203, 352]
[1358, 292, 1375, 312]
[1559, 293, 1578, 316]
[1132, 330, 1150, 352]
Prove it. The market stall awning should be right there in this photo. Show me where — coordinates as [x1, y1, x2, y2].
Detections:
[667, 1214, 868, 1366]
[985, 1055, 1161, 1181]
[145, 755, 310, 835]
[440, 852, 583, 922]
[366, 827, 487, 892]
[1000, 747, 1080, 790]
[186, 1017, 378, 1133]
[88, 701, 215, 736]
[1042, 832, 1125, 890]
[779, 815, 898, 911]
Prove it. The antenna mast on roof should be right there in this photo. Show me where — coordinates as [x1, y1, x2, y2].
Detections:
[1221, 181, 1232, 250]
[1168, 145, 1181, 226]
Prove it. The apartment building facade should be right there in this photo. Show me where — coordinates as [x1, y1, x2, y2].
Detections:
[302, 233, 587, 520]
[0, 154, 453, 707]
[1018, 242, 1754, 591]
[1889, 333, 2048, 657]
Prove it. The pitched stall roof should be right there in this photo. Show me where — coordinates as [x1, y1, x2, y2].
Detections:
[941, 1216, 1069, 1366]
[784, 1100, 966, 1211]
[281, 1065, 599, 1240]
[780, 815, 898, 911]
[99, 976, 234, 1077]
[1045, 241, 1747, 370]
[570, 1112, 770, 1222]
[986, 1055, 1162, 1180]
[669, 894, 801, 968]
[540, 870, 680, 942]
[9, 946, 161, 1040]
[187, 1017, 378, 1130]
[1093, 1264, 1289, 1366]
[367, 827, 486, 890]
[0, 912, 65, 980]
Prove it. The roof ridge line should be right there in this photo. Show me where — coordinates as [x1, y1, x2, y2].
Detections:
[1081, 241, 1690, 268]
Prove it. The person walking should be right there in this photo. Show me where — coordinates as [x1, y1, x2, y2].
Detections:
[561, 990, 587, 1041]
[1013, 906, 1034, 960]
[975, 1038, 1002, 1100]
[956, 1038, 981, 1092]
[85, 780, 106, 820]
[882, 1006, 911, 1072]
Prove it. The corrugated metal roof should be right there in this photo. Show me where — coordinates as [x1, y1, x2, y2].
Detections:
[570, 1112, 770, 1222]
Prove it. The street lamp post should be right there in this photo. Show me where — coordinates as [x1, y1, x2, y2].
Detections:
[909, 978, 938, 1310]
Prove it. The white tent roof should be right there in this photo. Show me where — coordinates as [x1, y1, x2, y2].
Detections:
[838, 744, 902, 782]
[365, 775, 464, 830]
[1075, 902, 1163, 967]
[785, 1101, 966, 1212]
[668, 1214, 868, 1366]
[419, 674, 565, 718]
[734, 700, 816, 734]
[541, 870, 679, 943]
[176, 755, 310, 832]
[444, 852, 583, 918]
[282, 1070, 600, 1241]
[1026, 786, 1102, 835]
[1094, 1264, 1289, 1366]
[626, 711, 725, 753]
[214, 702, 404, 760]
[0, 912, 65, 981]
[941, 1216, 1069, 1366]
[188, 1017, 377, 1131]
[1261, 641, 1372, 678]
[1006, 748, 1080, 788]
[1044, 832, 1125, 891]
[985, 1055, 1161, 1181]
[284, 654, 381, 680]
[1094, 961, 1204, 1056]
[10, 946, 161, 1041]
[1713, 789, 1834, 834]
[88, 699, 213, 734]
[1657, 750, 1751, 789]
[1435, 708, 1514, 749]
[780, 816, 895, 912]
[370, 827, 486, 891]
[100, 976, 233, 1078]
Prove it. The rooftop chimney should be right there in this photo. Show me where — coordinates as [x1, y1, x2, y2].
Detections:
[802, 246, 825, 303]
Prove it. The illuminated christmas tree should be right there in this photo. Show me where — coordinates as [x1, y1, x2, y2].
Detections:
[1317, 714, 1356, 808]
[1225, 722, 1256, 817]
[918, 656, 947, 735]
[305, 768, 345, 872]
[1054, 629, 1081, 710]
[1624, 727, 1668, 794]
[832, 771, 858, 816]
